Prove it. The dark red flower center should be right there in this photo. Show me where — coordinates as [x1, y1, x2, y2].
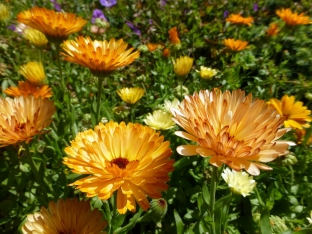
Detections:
[111, 158, 129, 169]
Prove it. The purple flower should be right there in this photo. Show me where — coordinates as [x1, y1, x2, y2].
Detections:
[92, 9, 108, 24]
[223, 10, 229, 18]
[253, 3, 258, 12]
[160, 0, 167, 8]
[148, 19, 153, 25]
[100, 0, 117, 8]
[7, 24, 16, 32]
[50, 0, 61, 11]
[126, 22, 141, 36]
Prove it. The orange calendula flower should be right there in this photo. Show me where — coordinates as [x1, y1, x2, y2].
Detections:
[168, 27, 181, 46]
[61, 36, 140, 77]
[0, 95, 55, 147]
[268, 95, 312, 129]
[171, 89, 294, 176]
[162, 48, 170, 57]
[266, 23, 279, 36]
[17, 7, 87, 43]
[4, 81, 52, 98]
[147, 43, 163, 52]
[64, 121, 174, 214]
[276, 8, 311, 26]
[226, 14, 254, 26]
[22, 198, 107, 234]
[223, 38, 248, 51]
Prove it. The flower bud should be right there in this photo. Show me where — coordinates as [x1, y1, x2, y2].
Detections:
[282, 152, 298, 166]
[150, 198, 168, 221]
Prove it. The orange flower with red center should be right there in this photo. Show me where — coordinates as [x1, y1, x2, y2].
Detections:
[226, 14, 254, 26]
[64, 121, 174, 214]
[170, 89, 294, 176]
[168, 27, 181, 46]
[223, 38, 248, 51]
[4, 81, 52, 98]
[276, 8, 311, 26]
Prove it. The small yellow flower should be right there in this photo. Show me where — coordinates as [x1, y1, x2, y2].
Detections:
[222, 168, 256, 197]
[19, 61, 46, 86]
[266, 23, 279, 36]
[226, 14, 254, 26]
[173, 56, 193, 77]
[144, 110, 176, 130]
[268, 95, 312, 129]
[197, 66, 217, 79]
[116, 87, 145, 104]
[0, 4, 10, 21]
[276, 8, 311, 26]
[23, 28, 48, 49]
[223, 38, 249, 51]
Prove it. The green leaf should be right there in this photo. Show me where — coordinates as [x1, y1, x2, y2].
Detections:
[173, 157, 196, 171]
[214, 193, 232, 234]
[113, 213, 126, 231]
[174, 209, 184, 234]
[260, 208, 272, 234]
[202, 182, 210, 205]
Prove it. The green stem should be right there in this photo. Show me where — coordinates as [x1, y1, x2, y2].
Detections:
[288, 165, 294, 186]
[109, 194, 117, 234]
[114, 210, 145, 234]
[55, 43, 65, 90]
[254, 187, 265, 207]
[96, 76, 104, 123]
[209, 166, 219, 234]
[38, 49, 43, 63]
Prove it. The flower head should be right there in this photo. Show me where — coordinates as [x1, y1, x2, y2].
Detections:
[50, 0, 61, 11]
[116, 87, 145, 104]
[168, 27, 181, 47]
[147, 43, 163, 52]
[173, 56, 193, 77]
[197, 66, 217, 79]
[295, 129, 312, 145]
[223, 38, 248, 51]
[22, 198, 107, 234]
[23, 28, 48, 49]
[92, 9, 108, 24]
[126, 22, 141, 36]
[226, 14, 254, 26]
[144, 110, 176, 130]
[4, 81, 52, 99]
[162, 98, 180, 112]
[17, 7, 87, 43]
[100, 0, 117, 8]
[64, 121, 174, 214]
[276, 8, 311, 26]
[0, 95, 55, 147]
[266, 23, 279, 36]
[162, 48, 170, 57]
[268, 95, 312, 129]
[19, 61, 46, 86]
[0, 4, 10, 21]
[222, 168, 256, 196]
[61, 36, 140, 77]
[171, 89, 294, 175]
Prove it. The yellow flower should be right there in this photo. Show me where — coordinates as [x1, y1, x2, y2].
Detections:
[268, 95, 312, 129]
[163, 98, 180, 112]
[197, 66, 217, 79]
[168, 27, 181, 47]
[276, 8, 311, 26]
[17, 7, 87, 43]
[144, 110, 176, 130]
[221, 168, 256, 197]
[173, 56, 193, 77]
[4, 81, 52, 99]
[0, 4, 10, 21]
[116, 87, 145, 104]
[223, 38, 249, 51]
[0, 95, 55, 147]
[22, 198, 107, 234]
[171, 89, 294, 176]
[19, 61, 46, 86]
[226, 14, 254, 26]
[266, 23, 279, 36]
[23, 28, 48, 49]
[61, 36, 140, 77]
[295, 129, 312, 145]
[64, 121, 174, 214]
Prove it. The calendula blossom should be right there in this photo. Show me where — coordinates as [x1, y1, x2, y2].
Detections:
[23, 27, 48, 49]
[223, 38, 248, 51]
[276, 8, 311, 26]
[168, 26, 181, 47]
[171, 89, 294, 176]
[0, 3, 10, 21]
[226, 14, 254, 26]
[64, 121, 174, 214]
[116, 87, 145, 104]
[173, 56, 193, 77]
[268, 95, 312, 129]
[4, 81, 52, 98]
[162, 98, 180, 113]
[22, 198, 107, 234]
[19, 61, 46, 86]
[266, 23, 279, 36]
[144, 110, 176, 130]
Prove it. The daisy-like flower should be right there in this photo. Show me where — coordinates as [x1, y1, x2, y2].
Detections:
[221, 167, 256, 197]
[22, 198, 107, 234]
[173, 56, 193, 77]
[23, 28, 48, 49]
[61, 36, 140, 77]
[295, 129, 312, 145]
[0, 95, 55, 147]
[17, 7, 87, 43]
[162, 48, 170, 58]
[168, 27, 181, 47]
[223, 38, 249, 51]
[268, 95, 312, 129]
[147, 43, 163, 52]
[226, 14, 254, 26]
[144, 110, 176, 130]
[19, 61, 46, 86]
[116, 87, 145, 104]
[197, 66, 218, 79]
[162, 98, 180, 112]
[4, 81, 52, 98]
[64, 121, 174, 214]
[0, 3, 10, 21]
[171, 89, 294, 176]
[276, 8, 311, 26]
[266, 23, 279, 36]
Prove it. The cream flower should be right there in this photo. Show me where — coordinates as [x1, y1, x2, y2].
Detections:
[144, 110, 176, 130]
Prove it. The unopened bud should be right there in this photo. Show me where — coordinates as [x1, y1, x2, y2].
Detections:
[282, 152, 298, 166]
[150, 198, 168, 221]
[137, 44, 149, 53]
